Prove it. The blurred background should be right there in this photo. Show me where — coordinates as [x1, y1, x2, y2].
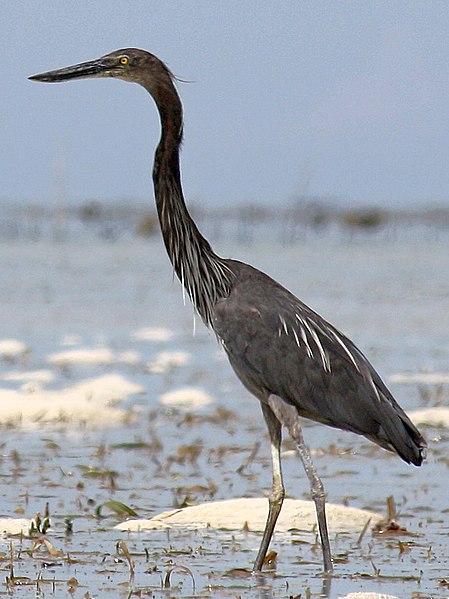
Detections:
[2, 1, 449, 233]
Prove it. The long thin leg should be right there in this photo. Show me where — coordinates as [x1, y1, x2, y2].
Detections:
[293, 423, 333, 573]
[267, 394, 333, 574]
[253, 402, 284, 572]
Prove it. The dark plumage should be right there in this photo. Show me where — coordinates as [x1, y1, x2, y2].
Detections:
[214, 261, 424, 466]
[30, 49, 427, 574]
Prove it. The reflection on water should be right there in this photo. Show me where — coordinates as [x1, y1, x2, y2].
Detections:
[0, 234, 448, 597]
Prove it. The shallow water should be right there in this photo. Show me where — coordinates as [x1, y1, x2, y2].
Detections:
[0, 233, 448, 597]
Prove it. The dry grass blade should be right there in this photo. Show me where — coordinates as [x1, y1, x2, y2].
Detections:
[356, 517, 372, 546]
[116, 540, 135, 577]
[373, 495, 411, 536]
[30, 537, 64, 557]
[223, 568, 252, 578]
[387, 495, 397, 520]
[236, 441, 261, 474]
[43, 538, 65, 557]
[163, 564, 195, 592]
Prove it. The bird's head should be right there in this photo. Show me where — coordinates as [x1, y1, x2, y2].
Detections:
[29, 48, 174, 89]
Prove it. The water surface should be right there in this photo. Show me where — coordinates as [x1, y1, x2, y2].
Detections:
[0, 234, 448, 597]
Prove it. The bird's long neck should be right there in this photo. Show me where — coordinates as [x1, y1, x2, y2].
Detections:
[145, 75, 234, 326]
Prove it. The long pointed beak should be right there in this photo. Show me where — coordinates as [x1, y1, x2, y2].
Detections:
[29, 58, 108, 83]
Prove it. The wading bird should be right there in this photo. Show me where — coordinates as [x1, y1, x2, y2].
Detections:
[30, 49, 426, 574]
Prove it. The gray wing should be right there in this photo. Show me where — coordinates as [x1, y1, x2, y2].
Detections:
[213, 262, 426, 465]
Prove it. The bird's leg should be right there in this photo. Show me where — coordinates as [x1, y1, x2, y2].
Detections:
[253, 402, 284, 572]
[293, 423, 333, 574]
[267, 394, 333, 574]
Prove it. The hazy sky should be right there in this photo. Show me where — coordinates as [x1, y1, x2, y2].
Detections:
[2, 2, 449, 209]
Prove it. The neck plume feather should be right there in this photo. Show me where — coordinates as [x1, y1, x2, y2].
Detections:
[148, 75, 235, 327]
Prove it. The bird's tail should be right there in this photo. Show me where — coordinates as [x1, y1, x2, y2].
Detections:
[368, 399, 427, 466]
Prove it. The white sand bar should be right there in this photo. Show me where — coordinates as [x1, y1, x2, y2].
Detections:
[390, 372, 449, 384]
[0, 339, 28, 358]
[159, 386, 214, 409]
[339, 594, 399, 599]
[0, 518, 33, 536]
[148, 351, 190, 374]
[115, 497, 382, 534]
[409, 407, 449, 428]
[47, 347, 116, 366]
[131, 327, 173, 342]
[0, 369, 54, 384]
[47, 347, 142, 367]
[0, 373, 144, 428]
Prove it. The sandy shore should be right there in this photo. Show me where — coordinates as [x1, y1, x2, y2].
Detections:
[115, 497, 383, 535]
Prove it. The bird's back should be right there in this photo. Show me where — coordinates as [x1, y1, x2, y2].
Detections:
[212, 260, 426, 466]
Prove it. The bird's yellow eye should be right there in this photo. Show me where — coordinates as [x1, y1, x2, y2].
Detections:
[120, 56, 129, 65]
